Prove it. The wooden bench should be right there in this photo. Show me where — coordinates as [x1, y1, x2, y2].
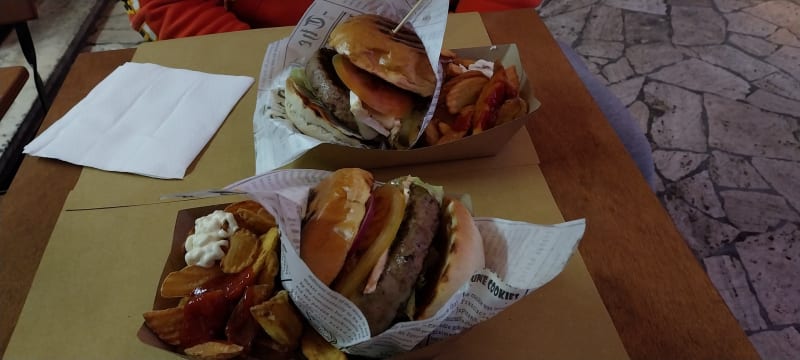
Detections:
[0, 66, 28, 119]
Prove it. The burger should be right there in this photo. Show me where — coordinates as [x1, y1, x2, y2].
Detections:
[284, 15, 437, 149]
[299, 168, 485, 335]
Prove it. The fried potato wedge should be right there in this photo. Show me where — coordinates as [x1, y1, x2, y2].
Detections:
[161, 265, 225, 298]
[253, 227, 280, 277]
[250, 334, 296, 359]
[256, 250, 280, 292]
[251, 284, 274, 304]
[446, 76, 489, 115]
[224, 200, 264, 214]
[445, 62, 465, 78]
[473, 64, 513, 134]
[251, 290, 304, 349]
[225, 200, 277, 235]
[424, 116, 442, 145]
[301, 329, 346, 360]
[506, 65, 520, 95]
[435, 106, 470, 146]
[221, 229, 259, 274]
[440, 48, 457, 59]
[442, 70, 486, 95]
[184, 341, 243, 360]
[143, 307, 184, 346]
[236, 208, 277, 235]
[496, 97, 529, 126]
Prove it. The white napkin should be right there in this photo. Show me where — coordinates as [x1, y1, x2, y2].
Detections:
[24, 62, 253, 179]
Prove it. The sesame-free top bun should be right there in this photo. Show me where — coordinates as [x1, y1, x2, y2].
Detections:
[328, 14, 436, 97]
[416, 197, 485, 320]
[301, 168, 374, 285]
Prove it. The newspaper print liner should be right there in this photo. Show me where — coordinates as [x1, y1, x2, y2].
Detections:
[226, 169, 585, 358]
[253, 0, 449, 172]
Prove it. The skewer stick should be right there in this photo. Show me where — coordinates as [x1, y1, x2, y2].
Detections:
[392, 0, 425, 34]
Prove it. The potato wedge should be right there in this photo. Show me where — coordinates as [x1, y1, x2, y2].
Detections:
[445, 62, 465, 78]
[223, 200, 264, 214]
[301, 328, 346, 360]
[446, 76, 489, 115]
[256, 250, 279, 292]
[505, 65, 520, 96]
[161, 265, 224, 298]
[253, 227, 280, 276]
[221, 229, 259, 274]
[183, 341, 243, 360]
[473, 64, 513, 133]
[235, 208, 276, 235]
[424, 116, 442, 145]
[251, 290, 304, 349]
[440, 48, 457, 59]
[225, 200, 276, 235]
[143, 306, 184, 346]
[442, 70, 486, 95]
[496, 97, 528, 125]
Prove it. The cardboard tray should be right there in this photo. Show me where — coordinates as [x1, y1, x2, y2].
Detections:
[283, 44, 542, 170]
[137, 196, 587, 359]
[137, 204, 231, 355]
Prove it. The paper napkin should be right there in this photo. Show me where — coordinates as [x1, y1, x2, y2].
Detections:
[24, 62, 253, 179]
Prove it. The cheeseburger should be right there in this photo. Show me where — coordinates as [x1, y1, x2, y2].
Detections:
[285, 15, 436, 149]
[299, 169, 485, 335]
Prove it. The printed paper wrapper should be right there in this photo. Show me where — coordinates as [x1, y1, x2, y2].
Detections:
[252, 0, 540, 173]
[222, 169, 585, 358]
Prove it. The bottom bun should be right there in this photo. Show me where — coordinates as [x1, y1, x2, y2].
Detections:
[284, 76, 364, 148]
[415, 197, 485, 320]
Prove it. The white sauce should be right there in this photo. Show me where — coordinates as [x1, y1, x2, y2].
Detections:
[462, 59, 494, 78]
[184, 210, 238, 268]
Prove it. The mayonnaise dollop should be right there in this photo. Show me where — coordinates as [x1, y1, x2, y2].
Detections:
[458, 59, 495, 78]
[184, 210, 238, 267]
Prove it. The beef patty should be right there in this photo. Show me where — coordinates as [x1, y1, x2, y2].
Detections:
[305, 48, 358, 132]
[349, 185, 440, 335]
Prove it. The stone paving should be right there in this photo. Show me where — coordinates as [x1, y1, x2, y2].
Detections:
[540, 0, 800, 358]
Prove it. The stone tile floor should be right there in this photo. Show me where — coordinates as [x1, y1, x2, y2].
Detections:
[1, 0, 799, 358]
[540, 0, 800, 358]
[0, 0, 105, 154]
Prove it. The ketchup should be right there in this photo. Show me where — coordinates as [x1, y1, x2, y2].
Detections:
[179, 267, 257, 348]
[180, 290, 229, 347]
[225, 286, 261, 350]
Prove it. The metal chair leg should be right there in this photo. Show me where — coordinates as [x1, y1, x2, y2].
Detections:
[14, 21, 49, 113]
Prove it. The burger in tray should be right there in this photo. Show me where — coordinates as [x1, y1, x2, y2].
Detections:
[285, 14, 436, 150]
[300, 168, 485, 335]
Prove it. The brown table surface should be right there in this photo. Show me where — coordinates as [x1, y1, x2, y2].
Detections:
[0, 66, 28, 119]
[0, 9, 758, 360]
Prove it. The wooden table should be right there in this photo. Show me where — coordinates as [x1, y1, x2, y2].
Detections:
[0, 66, 27, 119]
[0, 10, 758, 359]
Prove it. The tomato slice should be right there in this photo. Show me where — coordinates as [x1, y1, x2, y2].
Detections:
[332, 54, 414, 118]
